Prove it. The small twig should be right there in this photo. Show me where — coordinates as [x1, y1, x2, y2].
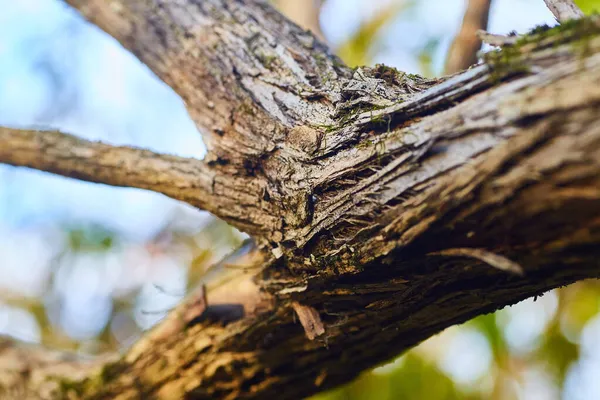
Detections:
[152, 284, 186, 297]
[140, 308, 173, 315]
[477, 30, 519, 47]
[543, 0, 584, 22]
[291, 301, 325, 340]
[0, 127, 276, 239]
[429, 248, 524, 276]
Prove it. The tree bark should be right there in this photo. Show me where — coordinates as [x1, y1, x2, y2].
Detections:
[543, 0, 584, 21]
[1, 1, 600, 399]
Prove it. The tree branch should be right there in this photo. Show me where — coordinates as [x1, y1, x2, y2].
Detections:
[445, 0, 493, 74]
[543, 0, 584, 22]
[2, 1, 600, 398]
[0, 127, 276, 235]
[63, 0, 346, 166]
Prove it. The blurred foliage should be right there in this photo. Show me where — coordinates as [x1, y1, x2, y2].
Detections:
[318, 353, 468, 400]
[0, 217, 244, 353]
[336, 1, 410, 67]
[417, 37, 441, 78]
[67, 225, 114, 252]
[577, 0, 600, 14]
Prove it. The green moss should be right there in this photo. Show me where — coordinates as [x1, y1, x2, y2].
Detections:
[312, 123, 336, 133]
[333, 103, 388, 131]
[565, 16, 598, 61]
[484, 16, 600, 82]
[256, 52, 277, 69]
[484, 44, 530, 83]
[314, 53, 337, 84]
[331, 55, 347, 70]
[316, 103, 390, 135]
[357, 137, 386, 160]
[526, 23, 552, 37]
[99, 362, 127, 383]
[55, 362, 130, 399]
[334, 107, 356, 126]
[238, 101, 256, 116]
[357, 139, 375, 150]
[516, 16, 599, 48]
[372, 64, 403, 85]
[374, 64, 399, 74]
[314, 53, 328, 69]
[368, 111, 386, 124]
[56, 378, 85, 399]
[407, 73, 424, 80]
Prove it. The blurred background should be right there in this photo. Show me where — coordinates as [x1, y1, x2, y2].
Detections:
[0, 0, 599, 399]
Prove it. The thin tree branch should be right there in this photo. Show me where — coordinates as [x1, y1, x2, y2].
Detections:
[0, 127, 273, 235]
[543, 0, 584, 22]
[477, 29, 519, 46]
[445, 0, 493, 74]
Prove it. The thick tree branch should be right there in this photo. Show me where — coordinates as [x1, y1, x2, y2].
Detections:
[543, 0, 584, 22]
[445, 0, 492, 74]
[2, 1, 600, 398]
[63, 0, 346, 166]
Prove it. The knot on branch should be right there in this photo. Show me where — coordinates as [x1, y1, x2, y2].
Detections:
[286, 125, 323, 156]
[333, 66, 438, 129]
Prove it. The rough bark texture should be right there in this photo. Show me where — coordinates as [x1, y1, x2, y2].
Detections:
[1, 1, 600, 399]
[0, 128, 228, 215]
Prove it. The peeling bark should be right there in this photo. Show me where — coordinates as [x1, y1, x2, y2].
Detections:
[1, 1, 600, 399]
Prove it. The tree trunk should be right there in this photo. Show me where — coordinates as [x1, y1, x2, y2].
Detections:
[0, 1, 599, 399]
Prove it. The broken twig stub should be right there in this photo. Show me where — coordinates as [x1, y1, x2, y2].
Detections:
[292, 301, 326, 340]
[429, 248, 525, 276]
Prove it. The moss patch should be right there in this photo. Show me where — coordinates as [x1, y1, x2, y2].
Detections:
[484, 15, 600, 82]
